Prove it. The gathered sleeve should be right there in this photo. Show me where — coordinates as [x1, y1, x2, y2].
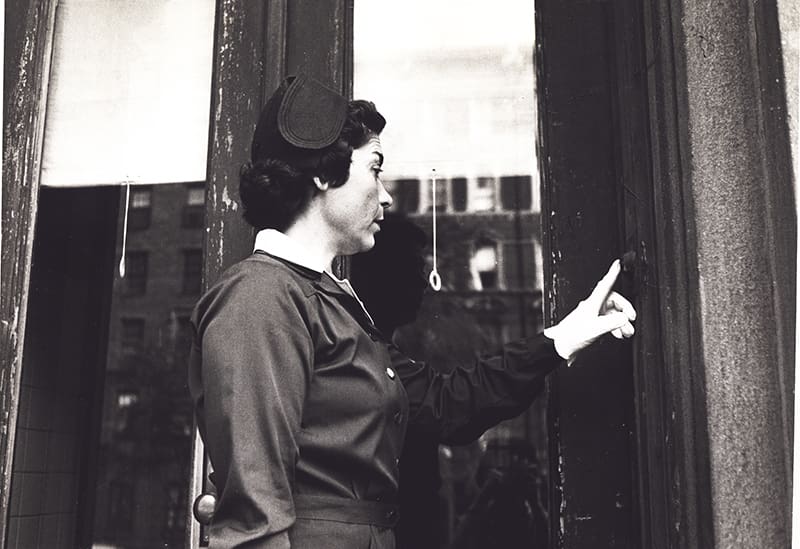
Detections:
[189, 270, 314, 548]
[393, 333, 563, 444]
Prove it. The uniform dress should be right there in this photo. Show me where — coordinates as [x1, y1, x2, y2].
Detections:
[188, 229, 563, 549]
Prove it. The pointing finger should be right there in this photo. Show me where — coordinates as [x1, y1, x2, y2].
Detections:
[586, 260, 621, 311]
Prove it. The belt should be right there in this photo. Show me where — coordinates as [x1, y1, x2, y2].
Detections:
[294, 494, 399, 528]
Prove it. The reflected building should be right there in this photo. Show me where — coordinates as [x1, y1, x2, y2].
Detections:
[91, 183, 205, 548]
[354, 7, 549, 545]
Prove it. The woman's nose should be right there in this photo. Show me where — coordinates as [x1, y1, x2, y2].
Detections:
[379, 181, 393, 208]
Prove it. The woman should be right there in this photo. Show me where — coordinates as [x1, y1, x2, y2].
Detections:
[188, 73, 636, 549]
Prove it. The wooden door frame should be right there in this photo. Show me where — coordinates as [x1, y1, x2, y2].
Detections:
[535, 0, 715, 547]
[1, 1, 60, 544]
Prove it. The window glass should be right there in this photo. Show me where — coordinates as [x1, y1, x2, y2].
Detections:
[355, 1, 548, 546]
[123, 251, 148, 295]
[471, 177, 498, 212]
[129, 187, 153, 230]
[10, 3, 213, 547]
[40, 0, 215, 186]
[94, 184, 204, 548]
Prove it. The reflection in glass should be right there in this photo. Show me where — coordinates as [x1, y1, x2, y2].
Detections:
[355, 1, 547, 547]
[92, 184, 202, 548]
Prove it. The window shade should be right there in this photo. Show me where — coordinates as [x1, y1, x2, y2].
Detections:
[40, 0, 215, 187]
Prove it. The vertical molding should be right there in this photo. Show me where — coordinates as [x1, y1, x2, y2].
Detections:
[746, 0, 796, 497]
[640, 0, 716, 547]
[0, 0, 59, 543]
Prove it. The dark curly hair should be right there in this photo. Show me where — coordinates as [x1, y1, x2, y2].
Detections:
[239, 99, 386, 231]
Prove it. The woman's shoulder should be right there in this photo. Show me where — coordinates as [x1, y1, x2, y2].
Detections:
[196, 254, 317, 315]
[216, 253, 318, 294]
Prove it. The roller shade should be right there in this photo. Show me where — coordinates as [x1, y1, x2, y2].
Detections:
[40, 0, 215, 187]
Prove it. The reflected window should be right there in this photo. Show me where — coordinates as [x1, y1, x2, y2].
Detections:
[503, 240, 537, 290]
[425, 177, 448, 213]
[129, 186, 153, 230]
[108, 481, 134, 533]
[500, 175, 532, 211]
[182, 184, 205, 228]
[390, 178, 421, 213]
[470, 242, 499, 290]
[451, 177, 468, 212]
[120, 318, 145, 355]
[117, 390, 139, 409]
[470, 177, 497, 212]
[182, 249, 203, 295]
[124, 250, 148, 295]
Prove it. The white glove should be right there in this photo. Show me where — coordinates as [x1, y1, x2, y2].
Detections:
[543, 259, 636, 362]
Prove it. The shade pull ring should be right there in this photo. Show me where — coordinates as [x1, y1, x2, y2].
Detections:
[119, 183, 131, 278]
[428, 169, 442, 292]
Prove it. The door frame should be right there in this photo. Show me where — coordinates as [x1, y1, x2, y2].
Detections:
[535, 0, 715, 547]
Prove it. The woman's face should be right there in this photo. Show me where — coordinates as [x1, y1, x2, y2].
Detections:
[319, 134, 393, 255]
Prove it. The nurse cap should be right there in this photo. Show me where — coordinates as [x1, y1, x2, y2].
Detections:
[251, 73, 348, 163]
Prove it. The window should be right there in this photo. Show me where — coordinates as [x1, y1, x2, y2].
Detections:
[124, 251, 148, 295]
[499, 175, 533, 211]
[182, 249, 203, 295]
[502, 240, 537, 290]
[451, 177, 468, 212]
[425, 176, 448, 213]
[117, 391, 139, 409]
[109, 481, 134, 533]
[469, 177, 497, 212]
[182, 184, 205, 228]
[120, 318, 145, 355]
[390, 178, 421, 213]
[355, 1, 545, 544]
[470, 241, 499, 290]
[128, 187, 153, 230]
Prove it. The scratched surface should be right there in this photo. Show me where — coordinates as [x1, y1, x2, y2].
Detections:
[536, 0, 638, 547]
[1, 0, 59, 543]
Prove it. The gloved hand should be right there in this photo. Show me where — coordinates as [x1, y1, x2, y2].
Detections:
[543, 259, 636, 362]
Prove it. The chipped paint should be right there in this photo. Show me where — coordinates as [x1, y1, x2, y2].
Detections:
[221, 186, 238, 211]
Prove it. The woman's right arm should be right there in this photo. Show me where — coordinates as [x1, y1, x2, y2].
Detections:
[190, 270, 313, 548]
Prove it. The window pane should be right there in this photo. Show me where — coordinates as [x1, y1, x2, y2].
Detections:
[182, 249, 204, 295]
[451, 177, 468, 212]
[389, 178, 421, 213]
[187, 186, 206, 206]
[40, 0, 216, 186]
[96, 184, 205, 547]
[470, 177, 497, 212]
[355, 1, 546, 547]
[124, 251, 148, 295]
[500, 175, 533, 211]
[131, 187, 152, 209]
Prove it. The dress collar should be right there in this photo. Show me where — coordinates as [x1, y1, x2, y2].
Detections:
[254, 229, 329, 273]
[253, 229, 375, 324]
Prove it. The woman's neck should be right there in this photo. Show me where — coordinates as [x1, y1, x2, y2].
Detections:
[284, 217, 337, 273]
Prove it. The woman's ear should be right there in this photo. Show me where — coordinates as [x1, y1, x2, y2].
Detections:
[313, 177, 330, 191]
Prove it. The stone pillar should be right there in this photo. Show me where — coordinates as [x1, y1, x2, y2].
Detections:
[677, 1, 795, 546]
